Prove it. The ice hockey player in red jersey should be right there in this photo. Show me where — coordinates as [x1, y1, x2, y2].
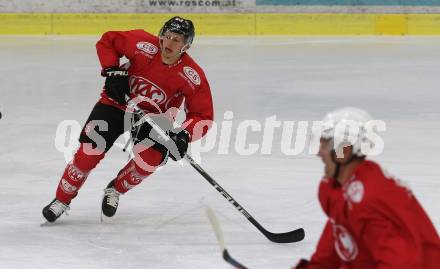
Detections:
[293, 107, 440, 269]
[42, 16, 214, 222]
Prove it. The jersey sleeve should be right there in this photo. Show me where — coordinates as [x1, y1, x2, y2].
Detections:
[96, 30, 146, 69]
[306, 220, 341, 269]
[183, 77, 214, 141]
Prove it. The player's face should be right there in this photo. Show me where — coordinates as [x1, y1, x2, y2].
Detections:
[160, 32, 188, 64]
[318, 138, 337, 178]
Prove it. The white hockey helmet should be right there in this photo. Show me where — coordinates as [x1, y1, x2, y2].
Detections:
[321, 107, 374, 157]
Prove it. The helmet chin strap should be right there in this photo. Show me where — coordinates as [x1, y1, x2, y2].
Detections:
[179, 44, 190, 54]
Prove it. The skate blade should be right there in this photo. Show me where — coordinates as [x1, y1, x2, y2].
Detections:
[100, 211, 114, 223]
[40, 220, 54, 227]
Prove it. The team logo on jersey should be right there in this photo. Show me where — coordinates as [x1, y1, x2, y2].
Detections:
[60, 178, 77, 195]
[332, 223, 358, 261]
[136, 42, 158, 55]
[129, 76, 167, 105]
[183, 66, 201, 86]
[346, 180, 364, 203]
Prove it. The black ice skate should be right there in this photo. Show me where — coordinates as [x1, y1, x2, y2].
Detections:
[101, 180, 121, 217]
[42, 199, 70, 223]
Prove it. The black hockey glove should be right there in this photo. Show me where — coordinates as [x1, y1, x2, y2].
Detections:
[168, 129, 190, 161]
[102, 67, 130, 105]
[130, 113, 189, 161]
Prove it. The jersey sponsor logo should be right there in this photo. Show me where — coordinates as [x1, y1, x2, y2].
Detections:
[346, 180, 364, 203]
[67, 163, 87, 182]
[183, 66, 201, 86]
[60, 178, 77, 195]
[136, 42, 159, 55]
[129, 76, 167, 105]
[332, 222, 358, 261]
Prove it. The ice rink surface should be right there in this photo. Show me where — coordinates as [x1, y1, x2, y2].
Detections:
[0, 35, 439, 269]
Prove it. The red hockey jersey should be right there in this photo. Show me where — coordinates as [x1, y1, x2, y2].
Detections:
[307, 160, 440, 269]
[96, 29, 213, 141]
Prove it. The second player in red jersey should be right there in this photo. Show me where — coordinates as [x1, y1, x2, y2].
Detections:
[43, 16, 214, 222]
[293, 107, 440, 269]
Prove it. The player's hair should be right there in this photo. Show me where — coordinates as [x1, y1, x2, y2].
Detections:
[159, 16, 195, 46]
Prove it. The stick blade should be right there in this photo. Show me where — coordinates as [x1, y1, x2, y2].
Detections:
[265, 228, 305, 243]
[206, 207, 249, 269]
[222, 249, 248, 269]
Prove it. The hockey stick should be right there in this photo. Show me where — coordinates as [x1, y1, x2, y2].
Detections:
[206, 207, 248, 269]
[128, 101, 305, 243]
[187, 154, 304, 243]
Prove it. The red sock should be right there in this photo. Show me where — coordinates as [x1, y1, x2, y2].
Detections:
[55, 144, 105, 204]
[114, 146, 165, 193]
